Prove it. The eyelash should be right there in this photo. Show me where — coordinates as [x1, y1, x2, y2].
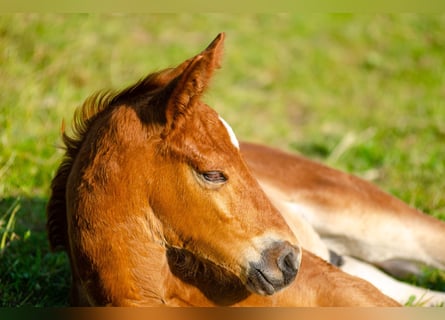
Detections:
[201, 171, 227, 183]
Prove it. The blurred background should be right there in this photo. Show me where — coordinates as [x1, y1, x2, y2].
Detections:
[1, 14, 444, 306]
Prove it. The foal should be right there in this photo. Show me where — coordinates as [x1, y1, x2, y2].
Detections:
[47, 33, 399, 306]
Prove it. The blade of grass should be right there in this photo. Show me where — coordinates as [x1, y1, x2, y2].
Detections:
[0, 153, 16, 179]
[327, 128, 376, 165]
[0, 198, 21, 252]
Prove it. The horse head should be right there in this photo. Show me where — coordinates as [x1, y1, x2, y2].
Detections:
[49, 33, 301, 305]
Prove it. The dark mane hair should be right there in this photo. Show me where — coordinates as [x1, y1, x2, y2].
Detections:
[46, 68, 178, 251]
[166, 246, 250, 306]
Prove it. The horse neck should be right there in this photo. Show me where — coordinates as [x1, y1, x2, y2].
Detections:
[65, 107, 177, 305]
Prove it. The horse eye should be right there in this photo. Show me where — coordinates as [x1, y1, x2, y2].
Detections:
[202, 171, 227, 183]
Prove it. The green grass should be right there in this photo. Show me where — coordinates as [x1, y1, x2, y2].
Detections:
[1, 13, 445, 306]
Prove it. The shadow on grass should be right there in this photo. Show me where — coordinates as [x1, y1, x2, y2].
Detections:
[0, 197, 70, 307]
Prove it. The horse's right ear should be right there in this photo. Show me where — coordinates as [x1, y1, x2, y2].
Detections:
[158, 33, 225, 137]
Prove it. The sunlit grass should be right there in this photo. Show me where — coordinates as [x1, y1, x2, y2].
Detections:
[1, 13, 445, 306]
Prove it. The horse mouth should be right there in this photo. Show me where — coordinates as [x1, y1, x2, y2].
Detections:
[246, 268, 276, 295]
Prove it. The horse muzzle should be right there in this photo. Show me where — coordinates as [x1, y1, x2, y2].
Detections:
[246, 241, 301, 296]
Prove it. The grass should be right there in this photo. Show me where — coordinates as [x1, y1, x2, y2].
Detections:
[1, 13, 445, 306]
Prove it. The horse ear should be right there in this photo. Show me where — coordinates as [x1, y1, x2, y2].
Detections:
[161, 33, 225, 134]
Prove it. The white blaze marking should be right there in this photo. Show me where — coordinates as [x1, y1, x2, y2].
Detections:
[219, 116, 239, 149]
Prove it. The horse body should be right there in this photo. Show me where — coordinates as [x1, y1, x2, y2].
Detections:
[240, 142, 445, 271]
[241, 142, 445, 305]
[47, 33, 405, 306]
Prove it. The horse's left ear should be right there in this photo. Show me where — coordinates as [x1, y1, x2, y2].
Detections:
[161, 33, 225, 135]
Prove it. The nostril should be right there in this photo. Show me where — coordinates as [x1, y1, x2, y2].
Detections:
[277, 245, 299, 283]
[281, 251, 297, 272]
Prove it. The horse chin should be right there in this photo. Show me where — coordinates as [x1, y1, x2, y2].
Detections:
[166, 246, 251, 306]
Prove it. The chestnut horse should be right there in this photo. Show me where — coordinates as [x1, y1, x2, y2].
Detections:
[47, 33, 399, 306]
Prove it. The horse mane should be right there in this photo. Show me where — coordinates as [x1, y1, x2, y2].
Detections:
[46, 68, 178, 251]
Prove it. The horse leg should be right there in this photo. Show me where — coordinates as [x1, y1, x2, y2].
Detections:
[340, 255, 445, 306]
